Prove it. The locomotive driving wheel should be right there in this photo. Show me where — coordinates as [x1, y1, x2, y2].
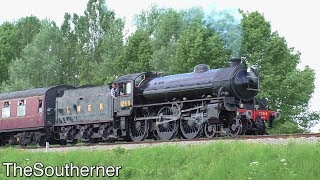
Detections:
[180, 107, 202, 139]
[227, 118, 242, 137]
[129, 119, 149, 142]
[204, 124, 217, 138]
[156, 106, 178, 140]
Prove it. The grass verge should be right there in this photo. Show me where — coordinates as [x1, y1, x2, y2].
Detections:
[1, 140, 320, 179]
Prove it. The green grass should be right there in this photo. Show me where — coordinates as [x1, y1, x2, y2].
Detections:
[1, 140, 320, 179]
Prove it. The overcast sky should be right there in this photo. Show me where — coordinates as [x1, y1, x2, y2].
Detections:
[1, 0, 319, 113]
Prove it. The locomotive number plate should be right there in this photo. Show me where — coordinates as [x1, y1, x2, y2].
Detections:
[120, 100, 131, 107]
[259, 112, 268, 116]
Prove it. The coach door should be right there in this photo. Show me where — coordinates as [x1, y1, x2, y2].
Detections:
[116, 81, 133, 116]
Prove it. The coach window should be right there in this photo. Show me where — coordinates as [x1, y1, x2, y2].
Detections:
[38, 99, 43, 113]
[2, 101, 11, 118]
[17, 99, 26, 117]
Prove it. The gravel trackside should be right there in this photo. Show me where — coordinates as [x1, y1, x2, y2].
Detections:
[25, 136, 320, 152]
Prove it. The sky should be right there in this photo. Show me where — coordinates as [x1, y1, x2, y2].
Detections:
[0, 1, 319, 113]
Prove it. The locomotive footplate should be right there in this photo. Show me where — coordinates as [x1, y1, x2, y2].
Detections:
[134, 115, 180, 123]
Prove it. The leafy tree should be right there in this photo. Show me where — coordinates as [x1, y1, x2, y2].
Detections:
[14, 16, 42, 56]
[120, 30, 153, 74]
[60, 13, 80, 85]
[3, 21, 63, 90]
[0, 22, 16, 83]
[90, 18, 125, 84]
[172, 21, 230, 74]
[149, 9, 183, 74]
[0, 16, 41, 87]
[150, 42, 177, 74]
[61, 0, 121, 85]
[134, 5, 163, 36]
[135, 7, 230, 75]
[241, 11, 316, 133]
[152, 8, 183, 49]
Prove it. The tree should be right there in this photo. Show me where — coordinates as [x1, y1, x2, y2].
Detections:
[240, 11, 316, 133]
[172, 21, 230, 74]
[90, 18, 125, 84]
[14, 16, 42, 57]
[0, 16, 41, 87]
[120, 30, 153, 74]
[152, 8, 183, 49]
[61, 0, 122, 85]
[134, 5, 163, 36]
[3, 21, 63, 91]
[60, 13, 80, 85]
[150, 43, 177, 74]
[135, 7, 230, 75]
[149, 8, 183, 74]
[0, 22, 16, 84]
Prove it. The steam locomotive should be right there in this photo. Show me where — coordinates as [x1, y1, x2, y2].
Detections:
[0, 58, 280, 146]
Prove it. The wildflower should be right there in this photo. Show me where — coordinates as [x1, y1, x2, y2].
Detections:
[283, 163, 287, 166]
[280, 159, 286, 162]
[249, 161, 259, 167]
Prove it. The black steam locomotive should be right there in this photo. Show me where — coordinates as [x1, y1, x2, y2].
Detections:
[0, 58, 278, 146]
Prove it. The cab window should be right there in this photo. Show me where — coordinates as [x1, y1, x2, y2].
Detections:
[119, 82, 132, 96]
[126, 82, 132, 94]
[135, 75, 145, 87]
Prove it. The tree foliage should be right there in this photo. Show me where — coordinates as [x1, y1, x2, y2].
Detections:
[0, 16, 41, 85]
[0, 22, 16, 84]
[90, 17, 125, 84]
[240, 11, 316, 132]
[62, 0, 122, 85]
[120, 30, 153, 74]
[172, 21, 230, 73]
[3, 21, 63, 91]
[0, 4, 317, 133]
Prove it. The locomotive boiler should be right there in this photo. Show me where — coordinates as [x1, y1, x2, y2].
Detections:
[140, 58, 259, 102]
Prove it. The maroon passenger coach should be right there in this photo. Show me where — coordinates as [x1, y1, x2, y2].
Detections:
[0, 86, 72, 146]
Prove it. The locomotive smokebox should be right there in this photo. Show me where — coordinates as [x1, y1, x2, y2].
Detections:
[230, 58, 241, 67]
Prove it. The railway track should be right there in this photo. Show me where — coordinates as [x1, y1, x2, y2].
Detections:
[9, 132, 320, 151]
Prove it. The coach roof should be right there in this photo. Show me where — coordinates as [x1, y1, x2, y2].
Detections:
[0, 87, 51, 100]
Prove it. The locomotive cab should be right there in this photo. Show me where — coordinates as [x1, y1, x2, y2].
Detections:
[113, 72, 161, 116]
[113, 81, 134, 116]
